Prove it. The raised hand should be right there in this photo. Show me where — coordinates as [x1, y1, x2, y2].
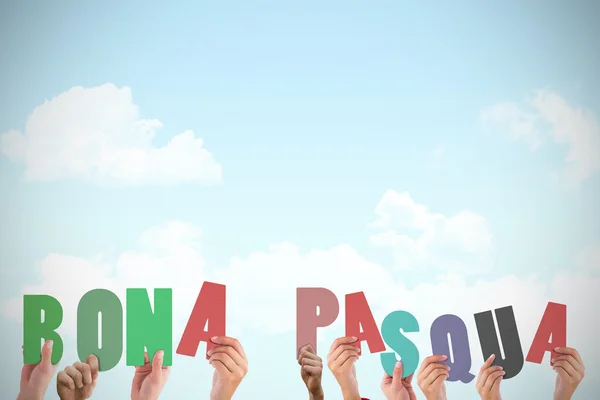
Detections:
[552, 347, 585, 400]
[18, 340, 57, 400]
[381, 361, 417, 400]
[208, 336, 248, 400]
[416, 355, 449, 400]
[131, 351, 170, 400]
[476, 354, 504, 400]
[327, 336, 361, 400]
[57, 355, 99, 400]
[298, 344, 324, 400]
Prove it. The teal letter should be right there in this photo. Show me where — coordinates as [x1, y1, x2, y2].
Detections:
[77, 289, 123, 371]
[23, 295, 63, 365]
[380, 310, 420, 378]
[127, 289, 172, 366]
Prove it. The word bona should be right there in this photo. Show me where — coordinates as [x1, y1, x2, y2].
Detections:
[297, 288, 567, 382]
[23, 282, 566, 384]
[24, 282, 226, 370]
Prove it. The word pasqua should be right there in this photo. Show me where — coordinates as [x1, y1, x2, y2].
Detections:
[23, 282, 565, 383]
[296, 288, 566, 382]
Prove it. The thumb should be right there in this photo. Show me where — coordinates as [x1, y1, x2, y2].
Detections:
[150, 350, 164, 381]
[40, 340, 54, 367]
[392, 361, 404, 388]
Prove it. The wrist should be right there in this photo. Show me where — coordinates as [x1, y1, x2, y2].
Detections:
[341, 385, 361, 400]
[309, 391, 324, 400]
[210, 391, 233, 400]
[554, 392, 573, 400]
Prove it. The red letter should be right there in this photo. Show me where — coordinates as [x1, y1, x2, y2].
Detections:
[296, 288, 339, 357]
[345, 291, 385, 353]
[176, 281, 226, 360]
[526, 302, 566, 364]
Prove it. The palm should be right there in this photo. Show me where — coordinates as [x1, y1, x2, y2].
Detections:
[382, 378, 417, 400]
[398, 382, 417, 400]
[20, 362, 56, 400]
[132, 368, 170, 400]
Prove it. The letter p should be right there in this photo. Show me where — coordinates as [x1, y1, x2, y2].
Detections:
[296, 288, 339, 357]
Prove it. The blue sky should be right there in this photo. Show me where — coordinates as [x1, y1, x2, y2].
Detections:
[1, 1, 599, 399]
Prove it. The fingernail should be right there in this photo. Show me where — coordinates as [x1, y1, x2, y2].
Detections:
[207, 350, 213, 356]
[350, 336, 357, 341]
[211, 336, 219, 342]
[46, 340, 53, 349]
[501, 371, 506, 375]
[157, 350, 164, 360]
[441, 355, 448, 360]
[395, 361, 402, 368]
[554, 347, 560, 351]
[357, 348, 361, 353]
[551, 358, 555, 363]
[447, 367, 451, 371]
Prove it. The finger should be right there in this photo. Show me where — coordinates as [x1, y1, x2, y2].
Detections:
[212, 359, 230, 377]
[86, 355, 99, 380]
[299, 344, 316, 356]
[57, 370, 76, 390]
[74, 361, 92, 386]
[477, 366, 503, 390]
[65, 365, 84, 389]
[210, 352, 237, 373]
[391, 361, 404, 390]
[328, 337, 357, 354]
[555, 365, 570, 382]
[301, 358, 323, 368]
[40, 340, 54, 366]
[552, 354, 583, 373]
[211, 337, 247, 360]
[298, 347, 321, 365]
[483, 370, 505, 392]
[553, 360, 578, 379]
[329, 344, 360, 363]
[208, 345, 246, 367]
[333, 349, 359, 368]
[490, 371, 504, 392]
[151, 351, 165, 381]
[134, 352, 152, 372]
[419, 362, 450, 383]
[431, 371, 448, 387]
[417, 355, 449, 377]
[421, 366, 450, 387]
[476, 354, 496, 386]
[554, 347, 584, 367]
[340, 354, 359, 369]
[302, 365, 322, 376]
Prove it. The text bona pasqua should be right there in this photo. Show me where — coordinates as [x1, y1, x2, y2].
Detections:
[22, 281, 566, 382]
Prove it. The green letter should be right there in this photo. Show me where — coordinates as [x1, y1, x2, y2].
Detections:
[23, 295, 63, 364]
[127, 289, 172, 366]
[77, 289, 123, 371]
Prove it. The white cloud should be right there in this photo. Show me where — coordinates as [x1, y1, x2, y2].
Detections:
[369, 190, 493, 275]
[2, 221, 206, 342]
[481, 90, 600, 186]
[575, 241, 600, 274]
[0, 84, 222, 186]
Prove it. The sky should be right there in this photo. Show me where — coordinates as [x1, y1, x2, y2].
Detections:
[0, 0, 599, 399]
